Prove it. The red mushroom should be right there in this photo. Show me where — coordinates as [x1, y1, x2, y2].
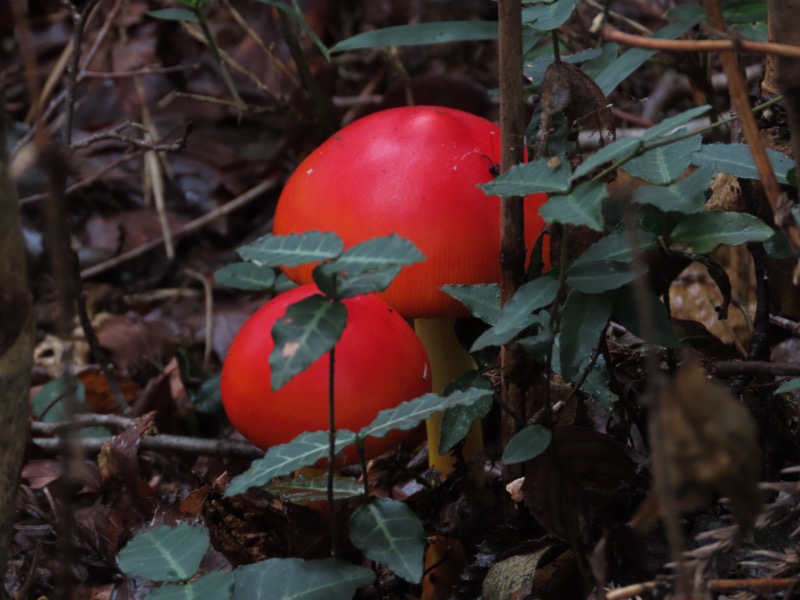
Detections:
[273, 106, 548, 474]
[221, 284, 432, 463]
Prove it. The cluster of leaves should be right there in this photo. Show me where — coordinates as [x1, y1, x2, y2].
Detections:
[115, 1, 790, 598]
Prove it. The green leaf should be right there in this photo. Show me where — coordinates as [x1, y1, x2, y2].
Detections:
[571, 228, 658, 266]
[571, 137, 642, 180]
[471, 276, 560, 351]
[566, 260, 644, 294]
[214, 263, 276, 291]
[441, 283, 501, 326]
[613, 284, 681, 349]
[540, 180, 607, 231]
[192, 374, 222, 414]
[147, 8, 198, 21]
[233, 557, 374, 600]
[269, 295, 347, 390]
[117, 524, 209, 582]
[580, 354, 618, 410]
[594, 11, 705, 94]
[502, 425, 552, 464]
[764, 230, 793, 259]
[225, 430, 357, 496]
[559, 290, 616, 381]
[439, 373, 494, 454]
[265, 474, 362, 503]
[669, 211, 774, 253]
[330, 21, 498, 53]
[479, 157, 572, 197]
[349, 498, 426, 583]
[314, 234, 424, 299]
[775, 378, 800, 395]
[32, 378, 86, 422]
[641, 105, 712, 141]
[631, 165, 714, 214]
[622, 134, 701, 184]
[691, 143, 794, 184]
[238, 232, 343, 268]
[522, 0, 579, 31]
[147, 571, 234, 600]
[361, 388, 493, 440]
[723, 0, 767, 24]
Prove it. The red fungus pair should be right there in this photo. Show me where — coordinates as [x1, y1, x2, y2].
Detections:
[223, 106, 548, 471]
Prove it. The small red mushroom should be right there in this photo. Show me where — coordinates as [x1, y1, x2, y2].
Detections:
[221, 284, 432, 463]
[273, 106, 548, 474]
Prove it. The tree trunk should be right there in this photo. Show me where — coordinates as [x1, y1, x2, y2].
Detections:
[0, 102, 34, 596]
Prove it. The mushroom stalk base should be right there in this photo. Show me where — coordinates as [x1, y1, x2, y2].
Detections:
[414, 317, 484, 475]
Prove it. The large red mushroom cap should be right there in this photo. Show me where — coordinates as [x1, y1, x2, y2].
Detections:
[221, 284, 432, 463]
[273, 106, 548, 319]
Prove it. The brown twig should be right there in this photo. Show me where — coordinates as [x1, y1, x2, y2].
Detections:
[63, 0, 102, 145]
[80, 174, 283, 278]
[31, 433, 263, 459]
[184, 269, 214, 370]
[710, 360, 800, 378]
[70, 121, 193, 152]
[594, 18, 800, 60]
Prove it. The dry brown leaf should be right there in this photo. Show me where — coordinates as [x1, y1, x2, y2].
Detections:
[632, 361, 762, 532]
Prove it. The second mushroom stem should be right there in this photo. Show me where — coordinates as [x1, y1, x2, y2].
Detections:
[414, 317, 484, 476]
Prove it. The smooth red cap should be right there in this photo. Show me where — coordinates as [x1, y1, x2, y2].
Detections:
[273, 106, 549, 319]
[221, 284, 432, 462]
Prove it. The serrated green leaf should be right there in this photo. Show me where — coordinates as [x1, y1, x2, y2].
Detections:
[566, 260, 644, 293]
[330, 21, 498, 53]
[471, 276, 560, 351]
[559, 290, 616, 382]
[669, 211, 774, 253]
[691, 143, 793, 184]
[361, 388, 493, 439]
[641, 105, 711, 141]
[632, 164, 714, 213]
[441, 284, 501, 326]
[571, 229, 658, 267]
[265, 474, 362, 503]
[314, 235, 424, 299]
[502, 425, 552, 464]
[540, 180, 607, 231]
[233, 557, 374, 600]
[238, 232, 343, 268]
[214, 263, 276, 291]
[269, 295, 347, 390]
[775, 378, 800, 395]
[594, 13, 705, 94]
[613, 284, 681, 349]
[571, 137, 642, 180]
[622, 134, 701, 184]
[349, 498, 426, 583]
[439, 373, 493, 454]
[147, 571, 234, 600]
[225, 430, 357, 496]
[147, 8, 198, 21]
[479, 158, 572, 197]
[117, 524, 209, 582]
[522, 0, 579, 31]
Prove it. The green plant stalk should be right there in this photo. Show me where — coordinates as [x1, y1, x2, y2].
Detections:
[278, 10, 335, 136]
[191, 6, 245, 114]
[327, 341, 339, 556]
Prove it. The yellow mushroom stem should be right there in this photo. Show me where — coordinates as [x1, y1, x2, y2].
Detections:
[414, 317, 484, 476]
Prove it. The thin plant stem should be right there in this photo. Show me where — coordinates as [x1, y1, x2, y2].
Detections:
[327, 336, 339, 556]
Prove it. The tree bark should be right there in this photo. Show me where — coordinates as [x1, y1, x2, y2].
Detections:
[0, 100, 34, 595]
